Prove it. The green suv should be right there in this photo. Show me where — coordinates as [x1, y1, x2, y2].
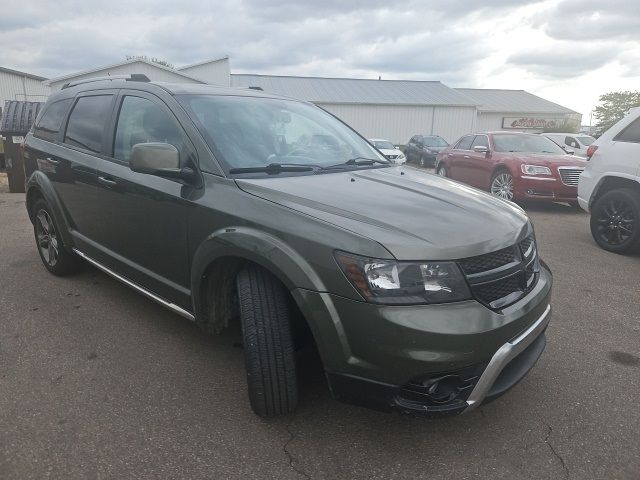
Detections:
[24, 76, 552, 417]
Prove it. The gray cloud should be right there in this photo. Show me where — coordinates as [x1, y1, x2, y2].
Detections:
[508, 45, 615, 78]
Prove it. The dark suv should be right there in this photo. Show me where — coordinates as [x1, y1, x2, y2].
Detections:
[24, 75, 552, 418]
[404, 135, 449, 167]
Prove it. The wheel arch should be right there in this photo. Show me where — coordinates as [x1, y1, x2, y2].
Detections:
[25, 171, 74, 247]
[190, 227, 326, 334]
[590, 175, 640, 207]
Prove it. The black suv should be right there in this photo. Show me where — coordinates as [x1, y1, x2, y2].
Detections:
[405, 135, 449, 167]
[24, 76, 552, 418]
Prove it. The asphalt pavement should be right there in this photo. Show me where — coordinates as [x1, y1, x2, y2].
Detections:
[1, 191, 639, 479]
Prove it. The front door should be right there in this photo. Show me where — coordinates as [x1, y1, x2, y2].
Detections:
[81, 91, 199, 310]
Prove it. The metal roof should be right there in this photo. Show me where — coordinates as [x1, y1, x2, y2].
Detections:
[455, 88, 577, 114]
[231, 74, 477, 106]
[44, 58, 204, 85]
[0, 66, 47, 81]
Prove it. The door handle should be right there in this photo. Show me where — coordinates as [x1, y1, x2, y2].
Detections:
[97, 176, 117, 187]
[46, 157, 60, 165]
[447, 153, 453, 156]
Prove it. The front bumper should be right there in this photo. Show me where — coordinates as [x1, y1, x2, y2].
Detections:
[515, 176, 578, 202]
[292, 263, 553, 415]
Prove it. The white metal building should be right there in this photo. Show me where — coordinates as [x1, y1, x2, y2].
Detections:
[45, 57, 231, 91]
[0, 67, 50, 106]
[232, 74, 478, 145]
[456, 88, 580, 133]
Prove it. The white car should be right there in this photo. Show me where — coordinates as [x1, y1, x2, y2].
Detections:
[578, 107, 640, 253]
[369, 139, 406, 164]
[543, 132, 596, 158]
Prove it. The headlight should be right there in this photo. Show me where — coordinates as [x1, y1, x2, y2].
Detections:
[398, 153, 406, 159]
[334, 251, 471, 305]
[521, 165, 551, 175]
[424, 149, 434, 154]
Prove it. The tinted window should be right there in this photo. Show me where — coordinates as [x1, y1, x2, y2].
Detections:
[493, 134, 566, 154]
[564, 136, 578, 148]
[64, 95, 113, 153]
[577, 136, 595, 146]
[33, 99, 73, 142]
[456, 135, 473, 150]
[471, 135, 489, 149]
[114, 96, 186, 162]
[614, 117, 640, 143]
[423, 136, 448, 147]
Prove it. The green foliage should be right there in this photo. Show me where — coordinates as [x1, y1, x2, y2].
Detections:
[594, 91, 640, 132]
[125, 55, 174, 69]
[543, 118, 580, 133]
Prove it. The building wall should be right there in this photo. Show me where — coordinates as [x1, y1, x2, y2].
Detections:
[475, 111, 582, 133]
[0, 71, 50, 106]
[178, 58, 230, 86]
[48, 61, 204, 91]
[318, 103, 476, 145]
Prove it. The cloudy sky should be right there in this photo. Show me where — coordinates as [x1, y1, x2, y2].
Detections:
[1, 0, 638, 121]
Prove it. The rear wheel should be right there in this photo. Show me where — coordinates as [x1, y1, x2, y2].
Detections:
[490, 170, 514, 201]
[590, 188, 640, 254]
[236, 264, 298, 417]
[32, 199, 81, 275]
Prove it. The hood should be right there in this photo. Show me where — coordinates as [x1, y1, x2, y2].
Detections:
[509, 152, 587, 167]
[379, 148, 404, 157]
[236, 167, 530, 260]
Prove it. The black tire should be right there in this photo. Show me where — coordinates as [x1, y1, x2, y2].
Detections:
[236, 265, 298, 417]
[436, 164, 448, 177]
[590, 188, 640, 254]
[32, 199, 81, 275]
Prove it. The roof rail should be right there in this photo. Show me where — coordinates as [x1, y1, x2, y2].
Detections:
[61, 73, 151, 90]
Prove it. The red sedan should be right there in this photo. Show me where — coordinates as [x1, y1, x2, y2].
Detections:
[434, 132, 586, 204]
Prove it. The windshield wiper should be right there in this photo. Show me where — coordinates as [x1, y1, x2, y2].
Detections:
[326, 157, 390, 169]
[229, 163, 321, 175]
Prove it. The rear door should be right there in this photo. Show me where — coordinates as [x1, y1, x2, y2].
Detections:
[81, 90, 198, 309]
[463, 134, 492, 189]
[447, 135, 473, 181]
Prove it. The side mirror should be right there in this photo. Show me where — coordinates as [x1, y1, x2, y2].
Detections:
[129, 142, 198, 183]
[473, 145, 489, 154]
[130, 143, 179, 173]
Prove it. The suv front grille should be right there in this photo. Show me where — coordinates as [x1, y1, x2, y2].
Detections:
[558, 167, 583, 186]
[458, 234, 539, 310]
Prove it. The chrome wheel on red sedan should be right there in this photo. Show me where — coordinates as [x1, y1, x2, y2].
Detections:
[490, 171, 514, 201]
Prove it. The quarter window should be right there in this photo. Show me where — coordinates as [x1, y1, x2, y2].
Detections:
[456, 135, 474, 150]
[34, 99, 73, 142]
[64, 95, 113, 153]
[614, 117, 640, 143]
[113, 96, 186, 162]
[471, 135, 489, 149]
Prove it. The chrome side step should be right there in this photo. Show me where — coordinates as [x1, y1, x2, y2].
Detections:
[73, 248, 195, 321]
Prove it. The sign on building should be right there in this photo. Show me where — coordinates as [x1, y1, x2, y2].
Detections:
[502, 117, 559, 129]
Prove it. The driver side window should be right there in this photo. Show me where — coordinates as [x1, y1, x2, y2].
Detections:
[113, 96, 186, 162]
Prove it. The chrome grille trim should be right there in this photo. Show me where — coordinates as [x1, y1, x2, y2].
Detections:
[558, 167, 584, 187]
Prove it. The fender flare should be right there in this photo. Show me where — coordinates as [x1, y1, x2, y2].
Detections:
[25, 171, 75, 248]
[190, 226, 327, 326]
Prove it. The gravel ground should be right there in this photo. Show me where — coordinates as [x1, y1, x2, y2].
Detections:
[0, 191, 639, 480]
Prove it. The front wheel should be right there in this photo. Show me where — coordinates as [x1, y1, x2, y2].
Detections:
[590, 188, 640, 254]
[436, 164, 447, 177]
[490, 170, 514, 201]
[236, 265, 298, 417]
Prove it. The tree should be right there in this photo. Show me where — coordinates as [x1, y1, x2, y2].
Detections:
[594, 91, 640, 132]
[125, 55, 174, 69]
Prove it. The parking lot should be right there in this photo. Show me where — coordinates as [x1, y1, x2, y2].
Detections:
[0, 188, 639, 480]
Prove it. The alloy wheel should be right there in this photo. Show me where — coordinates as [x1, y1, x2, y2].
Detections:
[437, 166, 447, 177]
[35, 209, 59, 266]
[491, 172, 514, 201]
[594, 198, 636, 246]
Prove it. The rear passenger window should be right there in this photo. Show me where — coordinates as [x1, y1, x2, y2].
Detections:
[113, 96, 186, 162]
[33, 99, 73, 142]
[456, 135, 473, 150]
[614, 117, 640, 143]
[64, 95, 113, 153]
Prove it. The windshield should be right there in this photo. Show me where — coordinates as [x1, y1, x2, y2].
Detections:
[577, 136, 595, 146]
[372, 140, 395, 150]
[177, 95, 387, 175]
[493, 134, 567, 154]
[423, 136, 448, 147]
